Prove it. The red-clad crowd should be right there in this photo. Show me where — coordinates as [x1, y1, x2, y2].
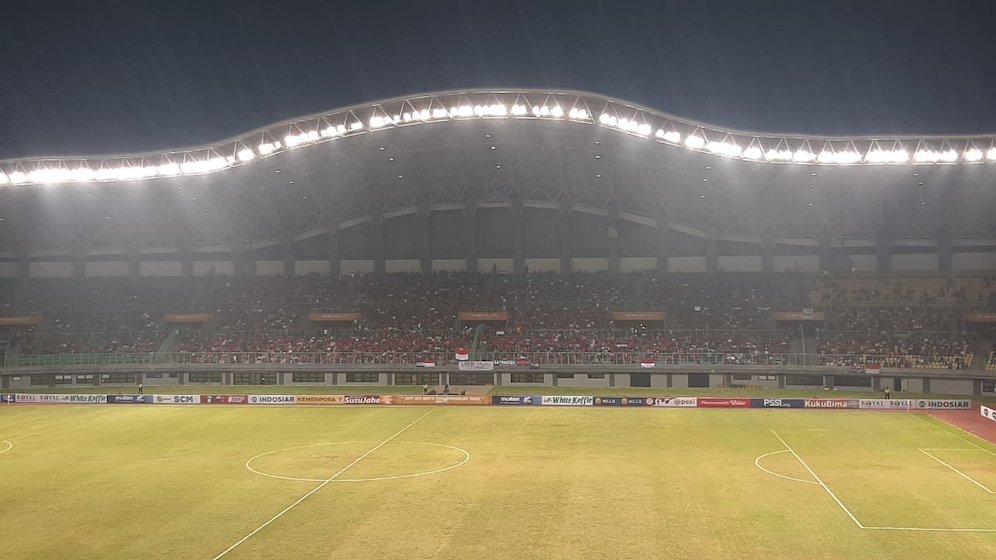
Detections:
[4, 273, 990, 369]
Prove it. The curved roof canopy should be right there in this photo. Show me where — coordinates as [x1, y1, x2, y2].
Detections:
[3, 89, 996, 187]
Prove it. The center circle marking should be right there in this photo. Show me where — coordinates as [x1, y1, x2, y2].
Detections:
[245, 441, 470, 483]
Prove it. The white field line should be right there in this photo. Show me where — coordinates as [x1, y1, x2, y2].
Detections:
[915, 413, 996, 457]
[0, 440, 12, 455]
[753, 450, 819, 485]
[211, 408, 437, 560]
[919, 449, 995, 494]
[770, 430, 865, 528]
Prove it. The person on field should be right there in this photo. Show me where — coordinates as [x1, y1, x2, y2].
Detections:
[138, 383, 144, 395]
[422, 384, 428, 395]
[883, 386, 890, 399]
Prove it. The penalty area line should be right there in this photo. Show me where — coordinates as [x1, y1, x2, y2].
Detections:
[211, 408, 437, 560]
[770, 430, 865, 529]
[0, 440, 12, 455]
[919, 449, 994, 494]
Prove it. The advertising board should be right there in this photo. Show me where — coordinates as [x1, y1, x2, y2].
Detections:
[981, 405, 996, 422]
[106, 395, 154, 404]
[751, 398, 806, 409]
[696, 397, 750, 408]
[803, 399, 859, 409]
[540, 396, 594, 406]
[0, 394, 15, 403]
[342, 395, 394, 405]
[393, 395, 490, 405]
[457, 361, 495, 372]
[14, 393, 107, 404]
[858, 399, 972, 410]
[153, 394, 201, 404]
[492, 395, 538, 405]
[201, 395, 249, 404]
[248, 395, 297, 404]
[644, 397, 698, 408]
[295, 395, 346, 405]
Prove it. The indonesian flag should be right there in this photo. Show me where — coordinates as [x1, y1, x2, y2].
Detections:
[640, 359, 656, 368]
[514, 358, 531, 367]
[416, 358, 436, 368]
[455, 347, 470, 361]
[865, 363, 880, 375]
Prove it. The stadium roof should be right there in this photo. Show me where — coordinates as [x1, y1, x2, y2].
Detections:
[1, 89, 995, 253]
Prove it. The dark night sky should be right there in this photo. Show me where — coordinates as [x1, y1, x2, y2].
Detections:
[1, 0, 994, 158]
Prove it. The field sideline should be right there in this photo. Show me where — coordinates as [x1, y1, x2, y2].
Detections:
[2, 404, 996, 559]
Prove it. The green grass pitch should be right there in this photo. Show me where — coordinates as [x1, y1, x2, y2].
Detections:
[1, 405, 995, 559]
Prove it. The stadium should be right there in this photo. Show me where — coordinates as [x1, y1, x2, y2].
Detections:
[2, 89, 996, 559]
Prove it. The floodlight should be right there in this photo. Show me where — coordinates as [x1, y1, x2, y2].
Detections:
[684, 135, 705, 149]
[660, 130, 681, 143]
[237, 149, 255, 162]
[792, 150, 816, 163]
[742, 146, 762, 160]
[963, 148, 983, 162]
[987, 148, 996, 161]
[708, 141, 742, 157]
[511, 104, 528, 116]
[765, 150, 793, 161]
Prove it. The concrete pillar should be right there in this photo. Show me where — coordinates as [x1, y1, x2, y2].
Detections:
[922, 377, 931, 394]
[419, 206, 432, 275]
[558, 202, 571, 274]
[371, 211, 386, 276]
[705, 231, 719, 273]
[127, 246, 140, 279]
[656, 222, 670, 274]
[511, 202, 525, 275]
[761, 233, 775, 273]
[327, 226, 341, 277]
[282, 232, 295, 277]
[230, 241, 247, 277]
[607, 208, 620, 274]
[818, 237, 833, 273]
[180, 243, 193, 279]
[72, 249, 86, 278]
[876, 235, 891, 273]
[937, 233, 952, 273]
[464, 202, 478, 273]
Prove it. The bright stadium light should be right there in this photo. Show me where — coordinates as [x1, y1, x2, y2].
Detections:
[180, 157, 228, 175]
[766, 149, 793, 161]
[742, 146, 763, 160]
[9, 171, 27, 184]
[237, 149, 256, 162]
[431, 108, 449, 119]
[913, 149, 957, 163]
[684, 135, 705, 149]
[707, 141, 742, 157]
[158, 163, 181, 176]
[0, 172, 8, 184]
[964, 148, 983, 162]
[986, 147, 996, 161]
[568, 107, 589, 120]
[550, 105, 563, 118]
[657, 130, 681, 143]
[792, 149, 816, 163]
[348, 121, 363, 131]
[511, 104, 528, 116]
[866, 149, 909, 163]
[817, 151, 862, 164]
[259, 141, 280, 155]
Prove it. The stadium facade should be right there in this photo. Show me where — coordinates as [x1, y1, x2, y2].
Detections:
[0, 89, 994, 279]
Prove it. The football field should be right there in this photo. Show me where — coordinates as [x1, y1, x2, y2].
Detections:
[1, 404, 995, 559]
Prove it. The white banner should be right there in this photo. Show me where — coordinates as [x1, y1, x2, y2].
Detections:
[14, 393, 107, 404]
[644, 397, 697, 407]
[457, 361, 494, 372]
[248, 395, 297, 404]
[153, 394, 201, 404]
[639, 361, 656, 368]
[859, 398, 971, 410]
[540, 396, 594, 406]
[980, 405, 995, 422]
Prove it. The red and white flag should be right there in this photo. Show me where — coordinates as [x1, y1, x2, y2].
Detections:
[640, 359, 656, 368]
[455, 347, 470, 361]
[865, 363, 880, 375]
[416, 358, 436, 368]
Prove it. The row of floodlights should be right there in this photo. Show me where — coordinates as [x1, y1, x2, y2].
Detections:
[2, 103, 996, 186]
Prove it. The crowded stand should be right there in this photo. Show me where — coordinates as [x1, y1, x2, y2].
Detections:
[1, 273, 989, 370]
[811, 277, 993, 306]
